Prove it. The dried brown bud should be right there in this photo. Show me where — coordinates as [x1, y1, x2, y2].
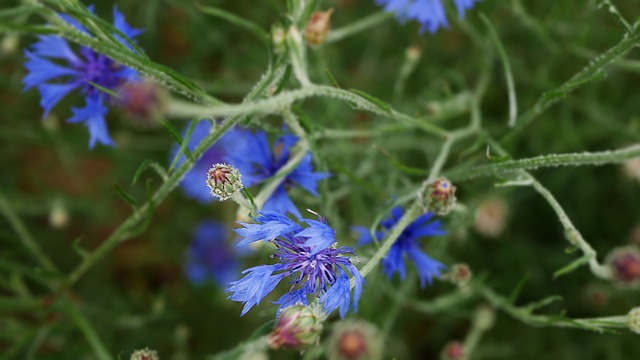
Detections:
[305, 9, 334, 45]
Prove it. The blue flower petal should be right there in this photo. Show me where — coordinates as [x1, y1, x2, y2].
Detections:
[23, 51, 79, 90]
[289, 154, 331, 196]
[235, 210, 302, 247]
[272, 289, 309, 315]
[31, 36, 79, 63]
[112, 6, 143, 41]
[319, 269, 351, 319]
[227, 265, 284, 316]
[68, 98, 114, 148]
[38, 82, 80, 117]
[406, 244, 446, 287]
[298, 219, 336, 255]
[262, 185, 302, 218]
[383, 241, 407, 281]
[454, 0, 480, 19]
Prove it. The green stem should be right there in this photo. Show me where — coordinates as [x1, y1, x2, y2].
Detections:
[445, 144, 640, 181]
[486, 139, 611, 279]
[166, 85, 449, 138]
[0, 191, 58, 273]
[503, 27, 640, 142]
[324, 11, 393, 44]
[477, 284, 628, 332]
[63, 297, 112, 360]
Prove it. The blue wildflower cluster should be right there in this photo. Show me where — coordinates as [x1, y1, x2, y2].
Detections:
[354, 206, 446, 287]
[227, 211, 363, 319]
[184, 220, 240, 287]
[175, 122, 330, 216]
[376, 0, 480, 33]
[23, 6, 141, 148]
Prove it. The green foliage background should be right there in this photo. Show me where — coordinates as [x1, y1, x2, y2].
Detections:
[1, 0, 640, 359]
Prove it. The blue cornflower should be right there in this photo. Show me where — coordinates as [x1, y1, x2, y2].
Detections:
[354, 206, 446, 287]
[223, 129, 330, 218]
[171, 120, 239, 203]
[376, 0, 480, 33]
[23, 6, 142, 148]
[184, 220, 240, 286]
[228, 211, 363, 318]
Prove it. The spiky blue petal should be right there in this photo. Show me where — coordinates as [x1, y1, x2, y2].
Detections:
[356, 206, 446, 288]
[68, 97, 113, 149]
[319, 270, 351, 319]
[227, 265, 284, 316]
[235, 211, 302, 247]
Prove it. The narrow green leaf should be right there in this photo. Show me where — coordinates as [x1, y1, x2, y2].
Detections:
[480, 13, 518, 127]
[373, 145, 430, 176]
[198, 5, 269, 45]
[553, 254, 592, 279]
[163, 120, 194, 164]
[114, 185, 138, 210]
[88, 81, 121, 100]
[323, 68, 341, 88]
[132, 160, 167, 186]
[508, 272, 530, 304]
[524, 295, 564, 312]
[348, 89, 392, 113]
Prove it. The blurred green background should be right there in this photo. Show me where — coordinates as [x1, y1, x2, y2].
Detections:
[1, 0, 640, 359]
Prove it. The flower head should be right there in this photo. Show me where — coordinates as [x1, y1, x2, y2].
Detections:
[375, 0, 480, 33]
[170, 120, 238, 203]
[23, 6, 142, 148]
[223, 129, 330, 217]
[355, 206, 446, 287]
[268, 304, 323, 350]
[184, 220, 240, 286]
[228, 211, 363, 318]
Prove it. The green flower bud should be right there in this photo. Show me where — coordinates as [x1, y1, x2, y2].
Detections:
[629, 307, 640, 334]
[327, 319, 382, 360]
[424, 177, 457, 215]
[206, 163, 244, 201]
[130, 348, 159, 360]
[268, 305, 323, 350]
[444, 263, 472, 287]
[440, 341, 465, 360]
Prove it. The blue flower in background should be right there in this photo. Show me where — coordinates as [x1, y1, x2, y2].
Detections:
[354, 206, 446, 287]
[184, 220, 240, 286]
[223, 129, 330, 218]
[23, 6, 142, 148]
[227, 211, 363, 318]
[171, 120, 239, 203]
[376, 0, 480, 33]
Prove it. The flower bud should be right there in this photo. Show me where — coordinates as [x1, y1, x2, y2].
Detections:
[118, 80, 167, 128]
[268, 305, 323, 350]
[622, 158, 640, 182]
[327, 320, 382, 360]
[49, 199, 69, 229]
[629, 307, 640, 334]
[272, 25, 287, 54]
[305, 9, 334, 46]
[605, 245, 640, 287]
[445, 264, 472, 287]
[473, 197, 508, 239]
[130, 348, 159, 360]
[424, 177, 456, 215]
[440, 341, 465, 360]
[206, 163, 244, 201]
[473, 304, 495, 331]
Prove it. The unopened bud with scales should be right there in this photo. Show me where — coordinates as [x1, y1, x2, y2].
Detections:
[206, 163, 244, 201]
